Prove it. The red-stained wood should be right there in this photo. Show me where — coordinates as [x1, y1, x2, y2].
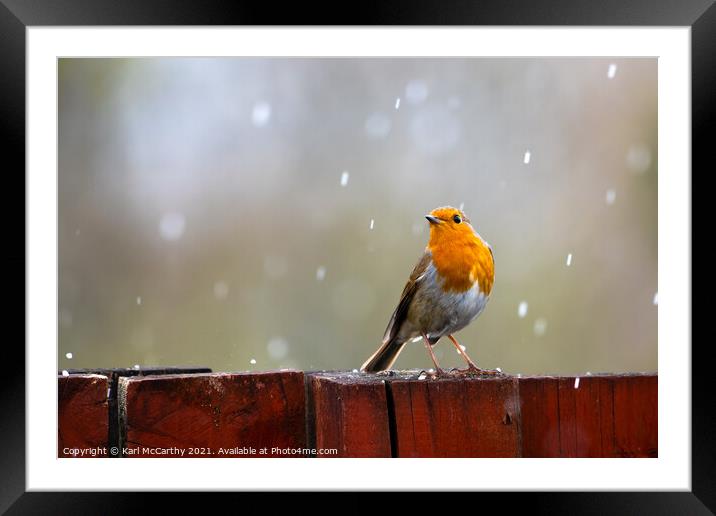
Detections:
[61, 367, 212, 453]
[519, 374, 657, 458]
[119, 371, 306, 457]
[58, 368, 656, 459]
[306, 372, 392, 457]
[58, 374, 109, 457]
[387, 374, 521, 457]
[518, 376, 560, 457]
[613, 375, 658, 457]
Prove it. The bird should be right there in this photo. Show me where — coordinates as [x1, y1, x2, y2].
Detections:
[360, 206, 496, 375]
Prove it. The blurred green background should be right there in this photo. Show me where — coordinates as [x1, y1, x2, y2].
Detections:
[58, 58, 657, 375]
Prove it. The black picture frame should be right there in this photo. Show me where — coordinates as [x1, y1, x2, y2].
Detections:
[4, 0, 709, 512]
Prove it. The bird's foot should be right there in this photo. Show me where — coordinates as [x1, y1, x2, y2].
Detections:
[416, 368, 448, 380]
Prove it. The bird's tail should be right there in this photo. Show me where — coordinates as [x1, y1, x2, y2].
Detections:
[360, 337, 407, 373]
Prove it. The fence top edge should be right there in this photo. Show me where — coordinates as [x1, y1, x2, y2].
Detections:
[114, 369, 304, 384]
[305, 370, 657, 385]
[57, 366, 212, 375]
[57, 373, 109, 381]
[57, 369, 657, 384]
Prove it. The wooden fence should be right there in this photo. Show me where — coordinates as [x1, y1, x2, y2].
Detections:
[58, 368, 657, 458]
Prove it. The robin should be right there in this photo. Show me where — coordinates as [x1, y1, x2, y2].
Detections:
[360, 206, 496, 375]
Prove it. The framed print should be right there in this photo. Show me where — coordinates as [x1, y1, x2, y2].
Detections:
[6, 0, 709, 512]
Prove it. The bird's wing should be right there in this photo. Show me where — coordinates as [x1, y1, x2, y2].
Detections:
[382, 250, 432, 344]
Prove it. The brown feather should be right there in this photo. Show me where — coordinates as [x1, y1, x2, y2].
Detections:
[360, 251, 432, 372]
[382, 250, 432, 345]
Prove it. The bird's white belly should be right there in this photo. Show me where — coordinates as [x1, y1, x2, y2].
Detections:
[433, 281, 489, 336]
[402, 263, 490, 342]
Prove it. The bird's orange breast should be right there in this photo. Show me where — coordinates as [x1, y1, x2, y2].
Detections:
[428, 230, 494, 295]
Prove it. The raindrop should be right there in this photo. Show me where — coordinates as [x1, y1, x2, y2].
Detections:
[251, 101, 272, 127]
[606, 189, 616, 205]
[65, 352, 73, 360]
[574, 377, 580, 389]
[250, 358, 257, 365]
[410, 108, 460, 156]
[566, 253, 573, 267]
[133, 364, 140, 370]
[369, 219, 375, 230]
[279, 360, 299, 371]
[534, 318, 548, 336]
[653, 292, 658, 305]
[267, 337, 289, 360]
[523, 151, 531, 164]
[405, 80, 429, 104]
[518, 301, 528, 318]
[395, 97, 401, 109]
[340, 171, 350, 187]
[316, 266, 326, 281]
[459, 202, 465, 211]
[61, 370, 69, 377]
[607, 63, 617, 79]
[158, 212, 186, 241]
[213, 281, 229, 300]
[626, 144, 652, 174]
[136, 296, 142, 305]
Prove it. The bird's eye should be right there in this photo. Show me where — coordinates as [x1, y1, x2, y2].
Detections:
[453, 214, 462, 224]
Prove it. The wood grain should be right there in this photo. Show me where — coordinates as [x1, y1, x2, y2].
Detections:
[307, 372, 392, 457]
[58, 374, 109, 457]
[388, 374, 521, 457]
[119, 371, 305, 457]
[518, 374, 657, 457]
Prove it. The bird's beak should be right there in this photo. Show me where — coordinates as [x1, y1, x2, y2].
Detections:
[425, 215, 442, 225]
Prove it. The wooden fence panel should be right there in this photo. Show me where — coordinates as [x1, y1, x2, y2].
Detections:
[612, 375, 658, 457]
[59, 370, 657, 458]
[59, 367, 212, 456]
[118, 371, 306, 457]
[518, 374, 657, 458]
[388, 375, 521, 457]
[306, 372, 391, 457]
[58, 374, 109, 457]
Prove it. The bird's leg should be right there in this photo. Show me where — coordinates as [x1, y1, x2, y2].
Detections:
[448, 334, 500, 375]
[422, 332, 447, 376]
[448, 334, 480, 370]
